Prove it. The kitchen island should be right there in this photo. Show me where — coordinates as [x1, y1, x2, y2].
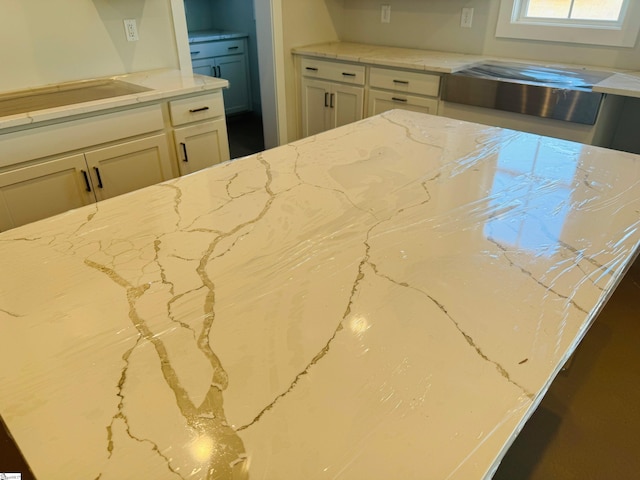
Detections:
[0, 110, 638, 479]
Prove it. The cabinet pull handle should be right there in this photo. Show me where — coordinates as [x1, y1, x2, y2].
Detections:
[342, 72, 356, 77]
[81, 170, 92, 192]
[217, 65, 222, 77]
[93, 167, 104, 188]
[190, 51, 200, 55]
[211, 66, 217, 77]
[228, 46, 239, 50]
[392, 97, 408, 103]
[305, 67, 318, 71]
[393, 79, 409, 85]
[189, 106, 210, 113]
[181, 142, 189, 162]
[330, 93, 335, 108]
[324, 92, 329, 107]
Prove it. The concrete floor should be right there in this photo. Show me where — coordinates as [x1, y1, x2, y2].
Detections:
[494, 256, 640, 479]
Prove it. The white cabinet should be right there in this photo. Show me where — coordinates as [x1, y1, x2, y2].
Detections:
[173, 119, 229, 175]
[367, 67, 440, 117]
[84, 134, 172, 201]
[0, 154, 93, 231]
[0, 88, 230, 232]
[169, 91, 230, 174]
[190, 38, 251, 115]
[300, 58, 365, 137]
[0, 134, 172, 231]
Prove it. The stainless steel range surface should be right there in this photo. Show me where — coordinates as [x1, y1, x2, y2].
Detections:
[442, 62, 614, 125]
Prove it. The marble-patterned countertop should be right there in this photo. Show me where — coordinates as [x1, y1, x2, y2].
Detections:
[592, 71, 640, 98]
[0, 110, 639, 479]
[188, 30, 248, 43]
[292, 41, 485, 73]
[0, 69, 228, 131]
[293, 41, 640, 97]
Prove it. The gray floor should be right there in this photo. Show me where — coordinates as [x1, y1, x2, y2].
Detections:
[494, 257, 640, 479]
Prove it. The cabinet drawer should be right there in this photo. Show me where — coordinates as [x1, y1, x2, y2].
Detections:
[0, 105, 164, 169]
[370, 67, 441, 97]
[169, 91, 225, 127]
[368, 89, 439, 117]
[189, 39, 245, 60]
[301, 58, 365, 86]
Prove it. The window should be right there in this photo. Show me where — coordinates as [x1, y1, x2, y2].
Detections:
[496, 0, 640, 47]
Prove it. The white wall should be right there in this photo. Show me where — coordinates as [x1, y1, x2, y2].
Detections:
[332, 0, 640, 70]
[0, 0, 179, 92]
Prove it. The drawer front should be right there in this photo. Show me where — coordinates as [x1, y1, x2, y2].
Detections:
[169, 91, 225, 127]
[301, 58, 365, 85]
[0, 105, 164, 169]
[370, 67, 441, 97]
[189, 39, 245, 60]
[368, 89, 439, 117]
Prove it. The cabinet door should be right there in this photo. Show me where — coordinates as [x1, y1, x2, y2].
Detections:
[192, 59, 216, 78]
[330, 84, 364, 129]
[367, 89, 439, 117]
[84, 134, 174, 202]
[301, 78, 330, 137]
[0, 154, 94, 231]
[173, 118, 230, 175]
[217, 55, 250, 115]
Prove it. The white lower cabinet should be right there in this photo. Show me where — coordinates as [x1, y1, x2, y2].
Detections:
[173, 118, 230, 175]
[301, 78, 364, 137]
[84, 134, 173, 201]
[0, 154, 93, 231]
[0, 134, 173, 231]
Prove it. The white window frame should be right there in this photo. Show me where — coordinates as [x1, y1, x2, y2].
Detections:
[496, 0, 640, 47]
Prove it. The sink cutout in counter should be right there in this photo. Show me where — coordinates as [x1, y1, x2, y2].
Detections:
[0, 79, 152, 117]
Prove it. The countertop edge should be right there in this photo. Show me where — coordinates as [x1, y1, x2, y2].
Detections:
[293, 42, 640, 96]
[0, 69, 229, 131]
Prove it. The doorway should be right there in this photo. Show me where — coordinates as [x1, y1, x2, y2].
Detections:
[172, 0, 285, 153]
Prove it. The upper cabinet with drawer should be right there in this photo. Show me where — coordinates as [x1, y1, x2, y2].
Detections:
[190, 37, 251, 115]
[368, 67, 441, 117]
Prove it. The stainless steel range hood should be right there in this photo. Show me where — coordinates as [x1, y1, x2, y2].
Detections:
[442, 62, 614, 125]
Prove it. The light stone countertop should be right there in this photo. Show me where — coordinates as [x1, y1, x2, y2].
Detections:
[188, 30, 248, 43]
[0, 69, 229, 131]
[293, 41, 640, 97]
[592, 71, 640, 98]
[0, 110, 638, 479]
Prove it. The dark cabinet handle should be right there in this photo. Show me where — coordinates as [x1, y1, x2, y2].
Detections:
[342, 72, 356, 77]
[228, 46, 239, 50]
[211, 66, 217, 77]
[190, 51, 200, 55]
[181, 142, 189, 162]
[81, 170, 92, 192]
[393, 79, 409, 85]
[189, 106, 210, 113]
[324, 92, 329, 107]
[93, 167, 104, 188]
[392, 97, 408, 103]
[217, 65, 221, 77]
[305, 67, 318, 71]
[330, 93, 335, 108]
